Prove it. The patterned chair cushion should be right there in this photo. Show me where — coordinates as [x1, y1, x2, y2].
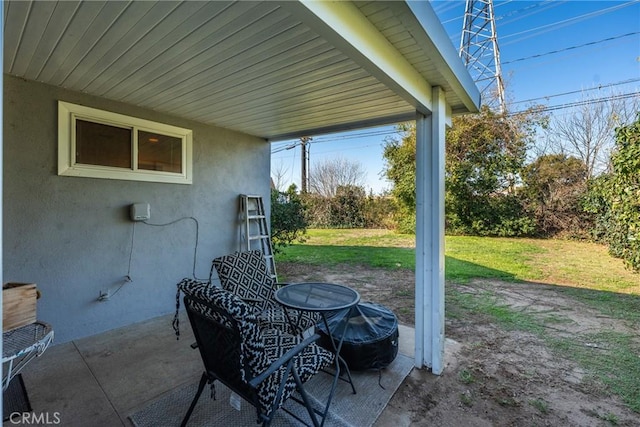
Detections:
[257, 328, 334, 417]
[177, 279, 264, 381]
[176, 278, 334, 418]
[212, 250, 276, 312]
[212, 251, 320, 335]
[258, 306, 320, 337]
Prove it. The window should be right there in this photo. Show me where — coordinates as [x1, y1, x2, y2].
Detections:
[58, 101, 192, 184]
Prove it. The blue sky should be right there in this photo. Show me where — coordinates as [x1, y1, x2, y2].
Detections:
[271, 0, 640, 194]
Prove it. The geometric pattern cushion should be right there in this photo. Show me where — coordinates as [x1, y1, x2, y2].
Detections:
[212, 250, 276, 312]
[212, 251, 320, 335]
[257, 307, 293, 335]
[176, 279, 334, 418]
[258, 328, 334, 417]
[173, 278, 258, 337]
[176, 279, 264, 381]
[258, 306, 321, 337]
[173, 278, 221, 338]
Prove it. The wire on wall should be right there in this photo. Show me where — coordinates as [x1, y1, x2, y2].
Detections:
[98, 223, 136, 301]
[141, 216, 205, 281]
[127, 220, 136, 280]
[98, 216, 205, 302]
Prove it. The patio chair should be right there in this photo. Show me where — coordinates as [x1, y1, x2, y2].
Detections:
[212, 250, 320, 335]
[177, 280, 334, 427]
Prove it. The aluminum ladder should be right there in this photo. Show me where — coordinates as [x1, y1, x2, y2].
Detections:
[239, 194, 277, 281]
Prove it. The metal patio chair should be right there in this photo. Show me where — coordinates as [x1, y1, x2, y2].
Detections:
[176, 281, 334, 427]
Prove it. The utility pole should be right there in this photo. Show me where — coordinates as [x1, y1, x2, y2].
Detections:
[300, 136, 311, 193]
[459, 0, 506, 113]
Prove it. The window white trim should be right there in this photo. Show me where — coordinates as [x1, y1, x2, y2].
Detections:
[58, 101, 193, 184]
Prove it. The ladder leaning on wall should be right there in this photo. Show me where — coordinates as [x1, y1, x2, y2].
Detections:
[239, 194, 277, 281]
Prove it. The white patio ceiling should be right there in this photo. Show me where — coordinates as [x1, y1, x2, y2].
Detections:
[3, 0, 479, 141]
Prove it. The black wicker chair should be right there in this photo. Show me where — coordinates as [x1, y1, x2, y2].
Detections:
[212, 250, 320, 335]
[176, 281, 334, 427]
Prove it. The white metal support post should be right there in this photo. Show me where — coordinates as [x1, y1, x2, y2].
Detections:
[415, 86, 446, 374]
[414, 111, 428, 369]
[1, 4, 5, 413]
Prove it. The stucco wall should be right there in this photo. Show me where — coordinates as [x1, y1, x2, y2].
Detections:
[3, 75, 271, 343]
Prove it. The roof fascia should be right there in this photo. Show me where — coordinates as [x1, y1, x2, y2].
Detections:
[405, 1, 481, 113]
[279, 0, 433, 116]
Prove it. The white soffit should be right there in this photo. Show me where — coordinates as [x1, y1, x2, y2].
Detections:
[3, 1, 479, 140]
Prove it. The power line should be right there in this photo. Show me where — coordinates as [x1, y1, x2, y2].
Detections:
[502, 37, 635, 79]
[437, 1, 639, 59]
[496, 0, 566, 27]
[439, 1, 566, 44]
[510, 91, 640, 116]
[271, 142, 299, 154]
[273, 91, 640, 148]
[312, 129, 399, 143]
[271, 128, 400, 154]
[503, 32, 639, 65]
[501, 0, 639, 46]
[272, 142, 384, 160]
[541, 92, 639, 113]
[511, 78, 640, 106]
[302, 143, 383, 157]
[432, 1, 464, 18]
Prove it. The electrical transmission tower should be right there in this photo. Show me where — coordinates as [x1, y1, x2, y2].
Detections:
[459, 0, 506, 112]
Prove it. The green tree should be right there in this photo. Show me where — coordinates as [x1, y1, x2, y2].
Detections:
[383, 107, 540, 236]
[446, 106, 540, 236]
[328, 185, 366, 228]
[362, 191, 396, 229]
[585, 115, 640, 271]
[302, 156, 370, 228]
[270, 185, 307, 251]
[382, 124, 416, 233]
[583, 174, 613, 242]
[521, 154, 589, 237]
[302, 185, 368, 229]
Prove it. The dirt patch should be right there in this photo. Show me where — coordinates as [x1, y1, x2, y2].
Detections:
[278, 262, 640, 426]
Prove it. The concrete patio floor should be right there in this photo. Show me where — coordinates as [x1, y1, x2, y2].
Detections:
[7, 313, 416, 426]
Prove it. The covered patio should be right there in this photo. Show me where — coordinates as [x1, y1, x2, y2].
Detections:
[2, 0, 479, 422]
[18, 311, 424, 425]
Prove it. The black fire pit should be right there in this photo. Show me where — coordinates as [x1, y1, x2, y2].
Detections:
[317, 302, 399, 371]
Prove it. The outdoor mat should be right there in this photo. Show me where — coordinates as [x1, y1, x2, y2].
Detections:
[3, 374, 32, 422]
[129, 353, 413, 427]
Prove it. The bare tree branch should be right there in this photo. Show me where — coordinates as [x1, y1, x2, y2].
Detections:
[548, 91, 639, 177]
[271, 160, 290, 192]
[308, 156, 366, 197]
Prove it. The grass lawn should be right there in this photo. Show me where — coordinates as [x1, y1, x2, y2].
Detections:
[278, 229, 639, 293]
[275, 228, 640, 412]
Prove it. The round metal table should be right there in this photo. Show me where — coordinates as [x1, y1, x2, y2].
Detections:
[275, 282, 360, 427]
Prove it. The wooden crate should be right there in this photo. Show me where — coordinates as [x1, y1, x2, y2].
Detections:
[3, 283, 37, 331]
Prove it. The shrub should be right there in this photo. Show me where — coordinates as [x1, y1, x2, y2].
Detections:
[584, 114, 640, 271]
[270, 186, 307, 251]
[521, 154, 591, 238]
[606, 116, 640, 271]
